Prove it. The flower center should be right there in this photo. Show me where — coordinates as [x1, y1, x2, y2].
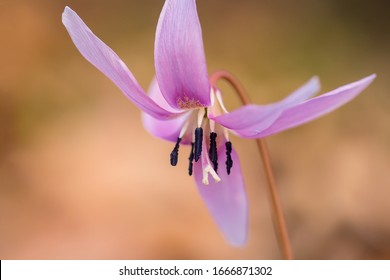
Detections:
[169, 89, 235, 185]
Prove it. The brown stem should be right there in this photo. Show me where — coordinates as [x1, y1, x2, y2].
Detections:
[210, 70, 293, 260]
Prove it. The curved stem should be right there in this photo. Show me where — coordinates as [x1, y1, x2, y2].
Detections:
[210, 70, 293, 260]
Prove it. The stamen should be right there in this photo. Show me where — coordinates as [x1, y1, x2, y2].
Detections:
[197, 108, 205, 127]
[210, 88, 216, 106]
[188, 142, 195, 176]
[216, 89, 229, 114]
[223, 128, 230, 141]
[209, 132, 218, 172]
[225, 141, 233, 175]
[170, 137, 182, 166]
[194, 127, 203, 162]
[209, 119, 216, 133]
[179, 119, 190, 138]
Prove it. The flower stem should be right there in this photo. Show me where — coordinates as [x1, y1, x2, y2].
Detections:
[210, 70, 293, 260]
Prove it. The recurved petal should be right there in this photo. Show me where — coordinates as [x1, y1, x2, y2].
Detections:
[155, 0, 211, 110]
[62, 7, 175, 120]
[142, 79, 191, 143]
[193, 142, 248, 246]
[278, 76, 320, 106]
[213, 75, 375, 138]
[210, 77, 321, 130]
[211, 104, 282, 133]
[239, 74, 376, 138]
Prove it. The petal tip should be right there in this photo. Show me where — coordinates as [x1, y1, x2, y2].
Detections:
[366, 73, 377, 82]
[62, 6, 72, 17]
[311, 75, 321, 85]
[348, 73, 377, 90]
[357, 73, 376, 85]
[309, 75, 321, 92]
[225, 233, 248, 247]
[62, 6, 75, 25]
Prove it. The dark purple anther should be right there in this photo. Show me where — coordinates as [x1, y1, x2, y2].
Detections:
[194, 127, 203, 162]
[209, 132, 218, 172]
[170, 137, 182, 166]
[225, 141, 233, 175]
[188, 142, 195, 176]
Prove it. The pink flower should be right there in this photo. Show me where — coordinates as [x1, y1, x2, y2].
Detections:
[62, 1, 375, 246]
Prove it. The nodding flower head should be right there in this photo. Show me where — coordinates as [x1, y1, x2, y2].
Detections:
[62, 0, 375, 246]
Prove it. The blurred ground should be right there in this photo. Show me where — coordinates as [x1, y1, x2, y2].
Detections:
[0, 0, 390, 259]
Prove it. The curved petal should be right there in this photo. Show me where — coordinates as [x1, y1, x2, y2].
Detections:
[211, 104, 282, 132]
[193, 141, 248, 246]
[210, 76, 321, 130]
[144, 78, 183, 113]
[62, 7, 175, 120]
[240, 74, 376, 138]
[213, 75, 376, 138]
[278, 76, 320, 106]
[142, 79, 191, 143]
[155, 0, 210, 110]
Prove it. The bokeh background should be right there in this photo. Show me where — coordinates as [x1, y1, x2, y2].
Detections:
[1, 0, 389, 259]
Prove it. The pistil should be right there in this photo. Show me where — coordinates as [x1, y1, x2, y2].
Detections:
[215, 89, 229, 114]
[201, 138, 221, 185]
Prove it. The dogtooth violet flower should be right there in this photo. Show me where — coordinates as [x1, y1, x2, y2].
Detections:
[62, 1, 375, 246]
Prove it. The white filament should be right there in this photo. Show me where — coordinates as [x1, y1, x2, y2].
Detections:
[215, 89, 229, 114]
[197, 108, 205, 128]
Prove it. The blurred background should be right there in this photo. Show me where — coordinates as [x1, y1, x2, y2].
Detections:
[0, 0, 389, 259]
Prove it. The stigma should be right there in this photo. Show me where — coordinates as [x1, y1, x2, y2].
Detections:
[202, 164, 221, 185]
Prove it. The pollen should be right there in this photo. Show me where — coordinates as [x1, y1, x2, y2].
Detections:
[177, 96, 203, 109]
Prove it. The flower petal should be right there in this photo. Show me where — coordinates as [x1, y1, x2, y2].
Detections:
[62, 7, 175, 120]
[242, 74, 376, 138]
[278, 76, 320, 106]
[142, 79, 191, 143]
[155, 0, 211, 110]
[213, 75, 375, 138]
[210, 77, 321, 130]
[193, 142, 248, 246]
